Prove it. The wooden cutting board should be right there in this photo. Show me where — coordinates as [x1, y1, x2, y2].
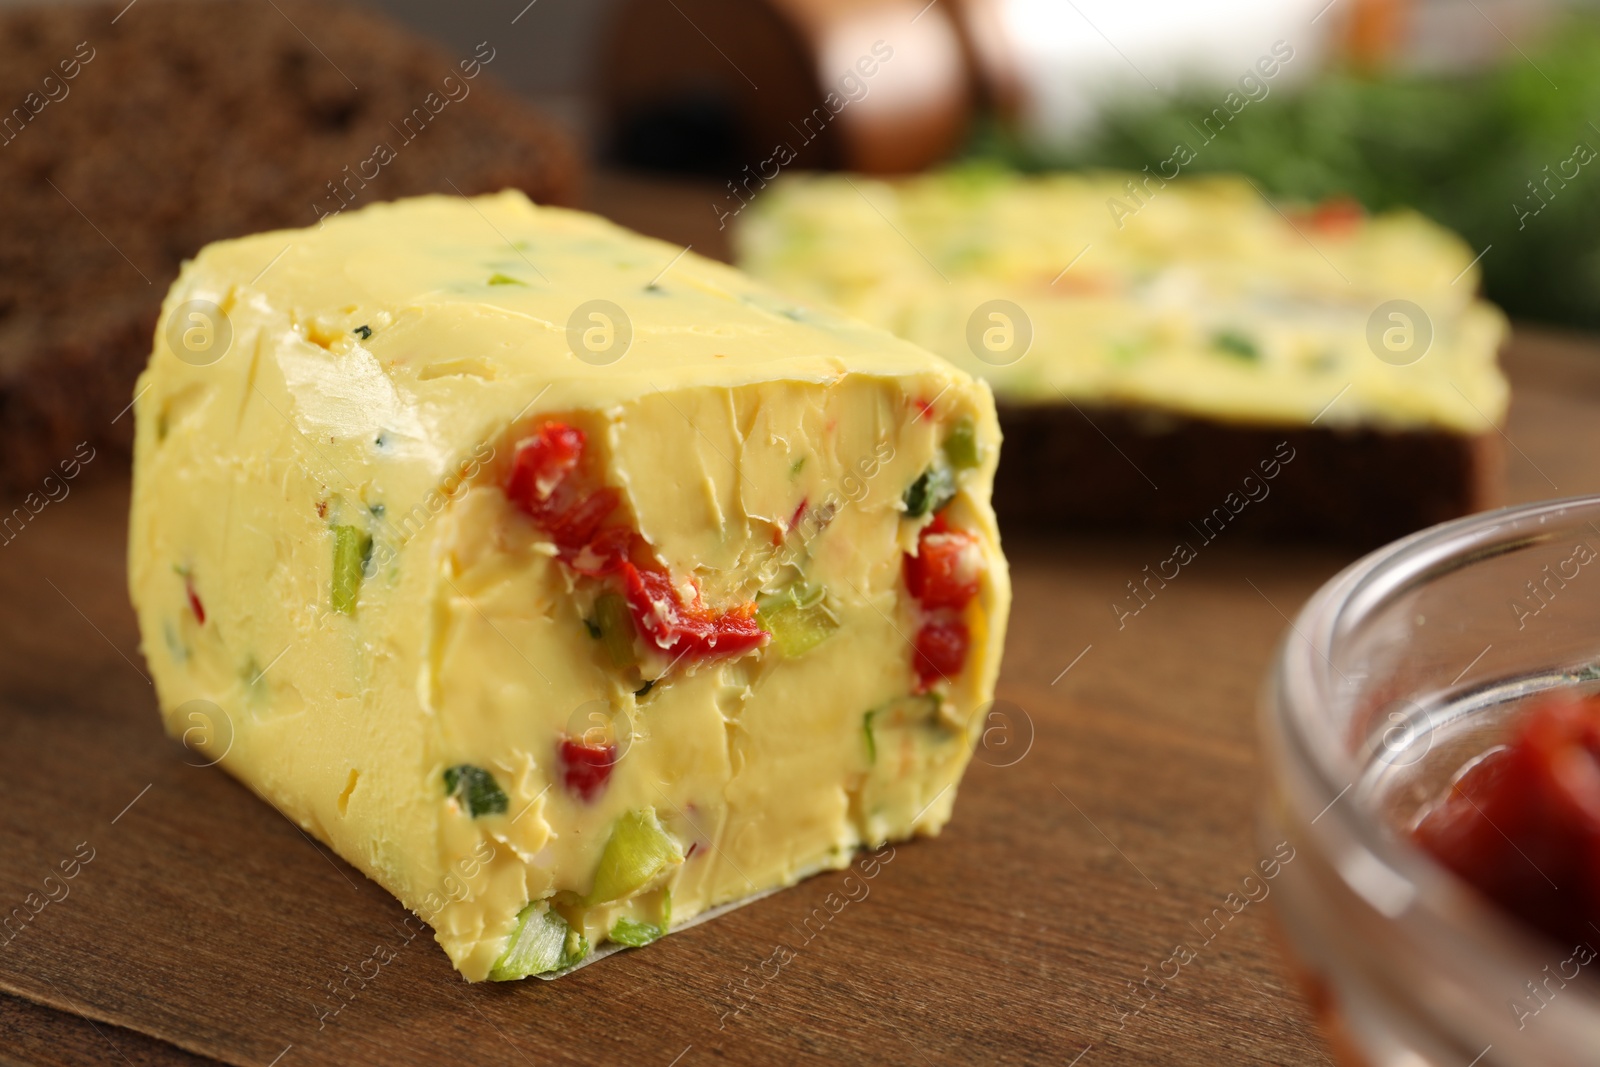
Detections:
[4, 175, 1599, 1067]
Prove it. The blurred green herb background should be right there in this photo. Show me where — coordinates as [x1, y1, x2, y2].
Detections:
[970, 17, 1600, 329]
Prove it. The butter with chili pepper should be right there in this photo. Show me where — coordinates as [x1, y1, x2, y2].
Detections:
[127, 192, 1010, 981]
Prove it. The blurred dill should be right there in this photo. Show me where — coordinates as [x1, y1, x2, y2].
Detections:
[964, 17, 1600, 329]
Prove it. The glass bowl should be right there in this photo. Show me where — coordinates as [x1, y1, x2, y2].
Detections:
[1261, 494, 1600, 1067]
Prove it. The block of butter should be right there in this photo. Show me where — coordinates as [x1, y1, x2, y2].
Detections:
[127, 192, 1010, 981]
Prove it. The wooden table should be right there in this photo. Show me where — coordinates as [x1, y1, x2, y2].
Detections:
[4, 176, 1600, 1066]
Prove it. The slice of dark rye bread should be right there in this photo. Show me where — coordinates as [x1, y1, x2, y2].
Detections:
[992, 404, 1504, 548]
[0, 0, 577, 495]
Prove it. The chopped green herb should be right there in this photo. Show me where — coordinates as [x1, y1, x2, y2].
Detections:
[586, 807, 684, 906]
[864, 694, 945, 766]
[940, 159, 1011, 198]
[1108, 340, 1148, 365]
[487, 272, 526, 286]
[609, 917, 664, 948]
[942, 417, 980, 470]
[443, 764, 508, 817]
[756, 582, 838, 657]
[594, 592, 636, 669]
[790, 456, 807, 476]
[239, 658, 269, 703]
[490, 902, 588, 980]
[583, 617, 602, 639]
[331, 524, 372, 615]
[903, 461, 956, 518]
[1212, 330, 1260, 361]
[369, 502, 385, 518]
[353, 325, 372, 340]
[162, 620, 189, 663]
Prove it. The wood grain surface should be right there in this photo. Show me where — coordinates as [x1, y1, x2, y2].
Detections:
[3, 176, 1600, 1066]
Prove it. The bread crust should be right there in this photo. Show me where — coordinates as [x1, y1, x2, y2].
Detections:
[992, 402, 1505, 547]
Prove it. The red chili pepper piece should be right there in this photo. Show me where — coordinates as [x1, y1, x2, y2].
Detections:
[558, 737, 618, 802]
[505, 422, 626, 559]
[620, 562, 766, 660]
[1413, 694, 1600, 944]
[505, 422, 584, 514]
[547, 487, 619, 550]
[185, 576, 206, 625]
[1310, 196, 1364, 236]
[501, 423, 760, 666]
[905, 525, 982, 610]
[563, 524, 634, 577]
[913, 619, 969, 692]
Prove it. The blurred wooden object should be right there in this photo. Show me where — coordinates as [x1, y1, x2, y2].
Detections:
[600, 0, 974, 174]
[948, 0, 1025, 118]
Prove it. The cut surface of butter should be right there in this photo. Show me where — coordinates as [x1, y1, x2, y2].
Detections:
[735, 169, 1509, 433]
[127, 192, 1010, 981]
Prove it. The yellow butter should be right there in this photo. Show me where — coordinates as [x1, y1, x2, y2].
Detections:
[127, 192, 1010, 981]
[736, 169, 1509, 433]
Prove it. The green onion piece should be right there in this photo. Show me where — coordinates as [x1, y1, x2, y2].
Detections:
[489, 902, 588, 980]
[864, 694, 944, 767]
[443, 764, 508, 818]
[586, 807, 684, 906]
[942, 417, 980, 470]
[765, 605, 836, 657]
[594, 592, 636, 669]
[1212, 330, 1260, 361]
[756, 583, 838, 658]
[903, 461, 956, 518]
[609, 917, 664, 948]
[487, 272, 526, 286]
[755, 583, 815, 615]
[331, 524, 372, 615]
[1108, 340, 1146, 365]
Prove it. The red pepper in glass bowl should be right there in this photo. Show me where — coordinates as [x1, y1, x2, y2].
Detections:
[1413, 694, 1600, 946]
